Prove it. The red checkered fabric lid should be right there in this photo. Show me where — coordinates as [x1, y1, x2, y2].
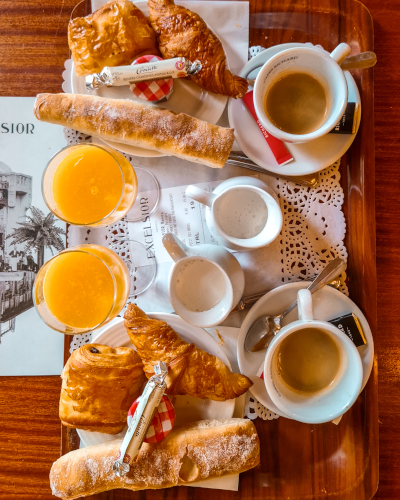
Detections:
[127, 394, 175, 444]
[130, 55, 174, 102]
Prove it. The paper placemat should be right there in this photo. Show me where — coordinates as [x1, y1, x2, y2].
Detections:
[0, 97, 66, 376]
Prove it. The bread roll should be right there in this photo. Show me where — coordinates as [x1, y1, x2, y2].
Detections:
[50, 418, 260, 499]
[68, 0, 159, 76]
[60, 343, 145, 434]
[33, 93, 234, 168]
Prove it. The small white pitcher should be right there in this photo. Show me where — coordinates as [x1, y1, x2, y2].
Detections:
[185, 176, 282, 251]
[162, 233, 244, 327]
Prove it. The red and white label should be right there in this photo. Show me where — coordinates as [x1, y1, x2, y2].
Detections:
[128, 395, 175, 444]
[242, 91, 293, 166]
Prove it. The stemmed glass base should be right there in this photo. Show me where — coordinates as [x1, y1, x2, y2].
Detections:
[109, 239, 156, 297]
[124, 166, 160, 222]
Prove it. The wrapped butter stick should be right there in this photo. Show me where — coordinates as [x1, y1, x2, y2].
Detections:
[113, 361, 168, 477]
[86, 57, 202, 92]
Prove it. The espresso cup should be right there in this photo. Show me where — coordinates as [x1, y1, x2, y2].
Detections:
[162, 233, 234, 327]
[253, 43, 351, 144]
[263, 289, 363, 423]
[185, 178, 282, 251]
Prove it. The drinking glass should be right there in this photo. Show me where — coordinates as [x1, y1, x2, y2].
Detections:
[43, 144, 138, 227]
[33, 244, 130, 335]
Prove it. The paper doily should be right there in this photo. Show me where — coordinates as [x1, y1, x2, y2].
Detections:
[275, 159, 348, 295]
[245, 392, 280, 421]
[66, 45, 349, 422]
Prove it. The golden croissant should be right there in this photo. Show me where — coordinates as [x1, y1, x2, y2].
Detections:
[148, 0, 248, 98]
[124, 304, 253, 401]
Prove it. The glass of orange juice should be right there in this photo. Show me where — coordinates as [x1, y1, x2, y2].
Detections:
[42, 144, 138, 227]
[33, 244, 130, 335]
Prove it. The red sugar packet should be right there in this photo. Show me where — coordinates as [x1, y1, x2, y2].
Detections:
[242, 91, 293, 166]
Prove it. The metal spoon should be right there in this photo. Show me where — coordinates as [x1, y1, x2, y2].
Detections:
[244, 257, 347, 353]
[247, 51, 377, 86]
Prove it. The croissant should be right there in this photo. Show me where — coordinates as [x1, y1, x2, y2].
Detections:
[148, 0, 248, 98]
[124, 304, 253, 401]
[60, 343, 146, 434]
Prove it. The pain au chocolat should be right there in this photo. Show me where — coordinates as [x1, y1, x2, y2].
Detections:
[59, 343, 145, 434]
[69, 0, 160, 76]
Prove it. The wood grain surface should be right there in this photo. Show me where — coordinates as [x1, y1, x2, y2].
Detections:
[0, 0, 396, 498]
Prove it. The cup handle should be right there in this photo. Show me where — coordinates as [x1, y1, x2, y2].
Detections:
[297, 289, 314, 321]
[162, 233, 190, 263]
[330, 43, 352, 65]
[185, 185, 216, 208]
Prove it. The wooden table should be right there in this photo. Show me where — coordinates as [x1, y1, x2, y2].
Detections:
[0, 0, 398, 498]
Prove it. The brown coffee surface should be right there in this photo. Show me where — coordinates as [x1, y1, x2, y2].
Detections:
[276, 327, 341, 393]
[265, 72, 328, 135]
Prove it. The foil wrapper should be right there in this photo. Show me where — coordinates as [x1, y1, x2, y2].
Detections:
[113, 361, 168, 477]
[86, 57, 202, 92]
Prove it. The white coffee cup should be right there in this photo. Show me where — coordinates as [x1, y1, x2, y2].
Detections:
[253, 43, 351, 144]
[263, 289, 363, 423]
[162, 233, 234, 327]
[185, 178, 282, 251]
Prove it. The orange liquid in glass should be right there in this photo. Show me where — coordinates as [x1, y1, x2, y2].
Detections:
[52, 145, 124, 225]
[41, 245, 130, 330]
[43, 251, 115, 329]
[51, 145, 137, 226]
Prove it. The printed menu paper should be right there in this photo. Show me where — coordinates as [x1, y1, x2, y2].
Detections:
[127, 180, 228, 265]
[0, 97, 66, 376]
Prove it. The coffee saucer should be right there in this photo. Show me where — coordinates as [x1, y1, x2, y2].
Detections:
[228, 43, 361, 176]
[237, 282, 374, 417]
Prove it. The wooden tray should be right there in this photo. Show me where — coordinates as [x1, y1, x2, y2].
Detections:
[62, 0, 378, 498]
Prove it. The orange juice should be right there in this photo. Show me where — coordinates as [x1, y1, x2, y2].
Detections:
[43, 251, 115, 329]
[87, 245, 130, 318]
[35, 245, 130, 333]
[46, 145, 138, 227]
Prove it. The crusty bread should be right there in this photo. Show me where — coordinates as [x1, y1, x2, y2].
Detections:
[50, 418, 260, 499]
[33, 93, 234, 168]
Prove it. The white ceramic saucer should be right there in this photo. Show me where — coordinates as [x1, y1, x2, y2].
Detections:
[70, 1, 227, 158]
[78, 314, 235, 447]
[237, 282, 374, 417]
[228, 43, 361, 176]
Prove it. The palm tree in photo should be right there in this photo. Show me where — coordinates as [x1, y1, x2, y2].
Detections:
[6, 207, 65, 268]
